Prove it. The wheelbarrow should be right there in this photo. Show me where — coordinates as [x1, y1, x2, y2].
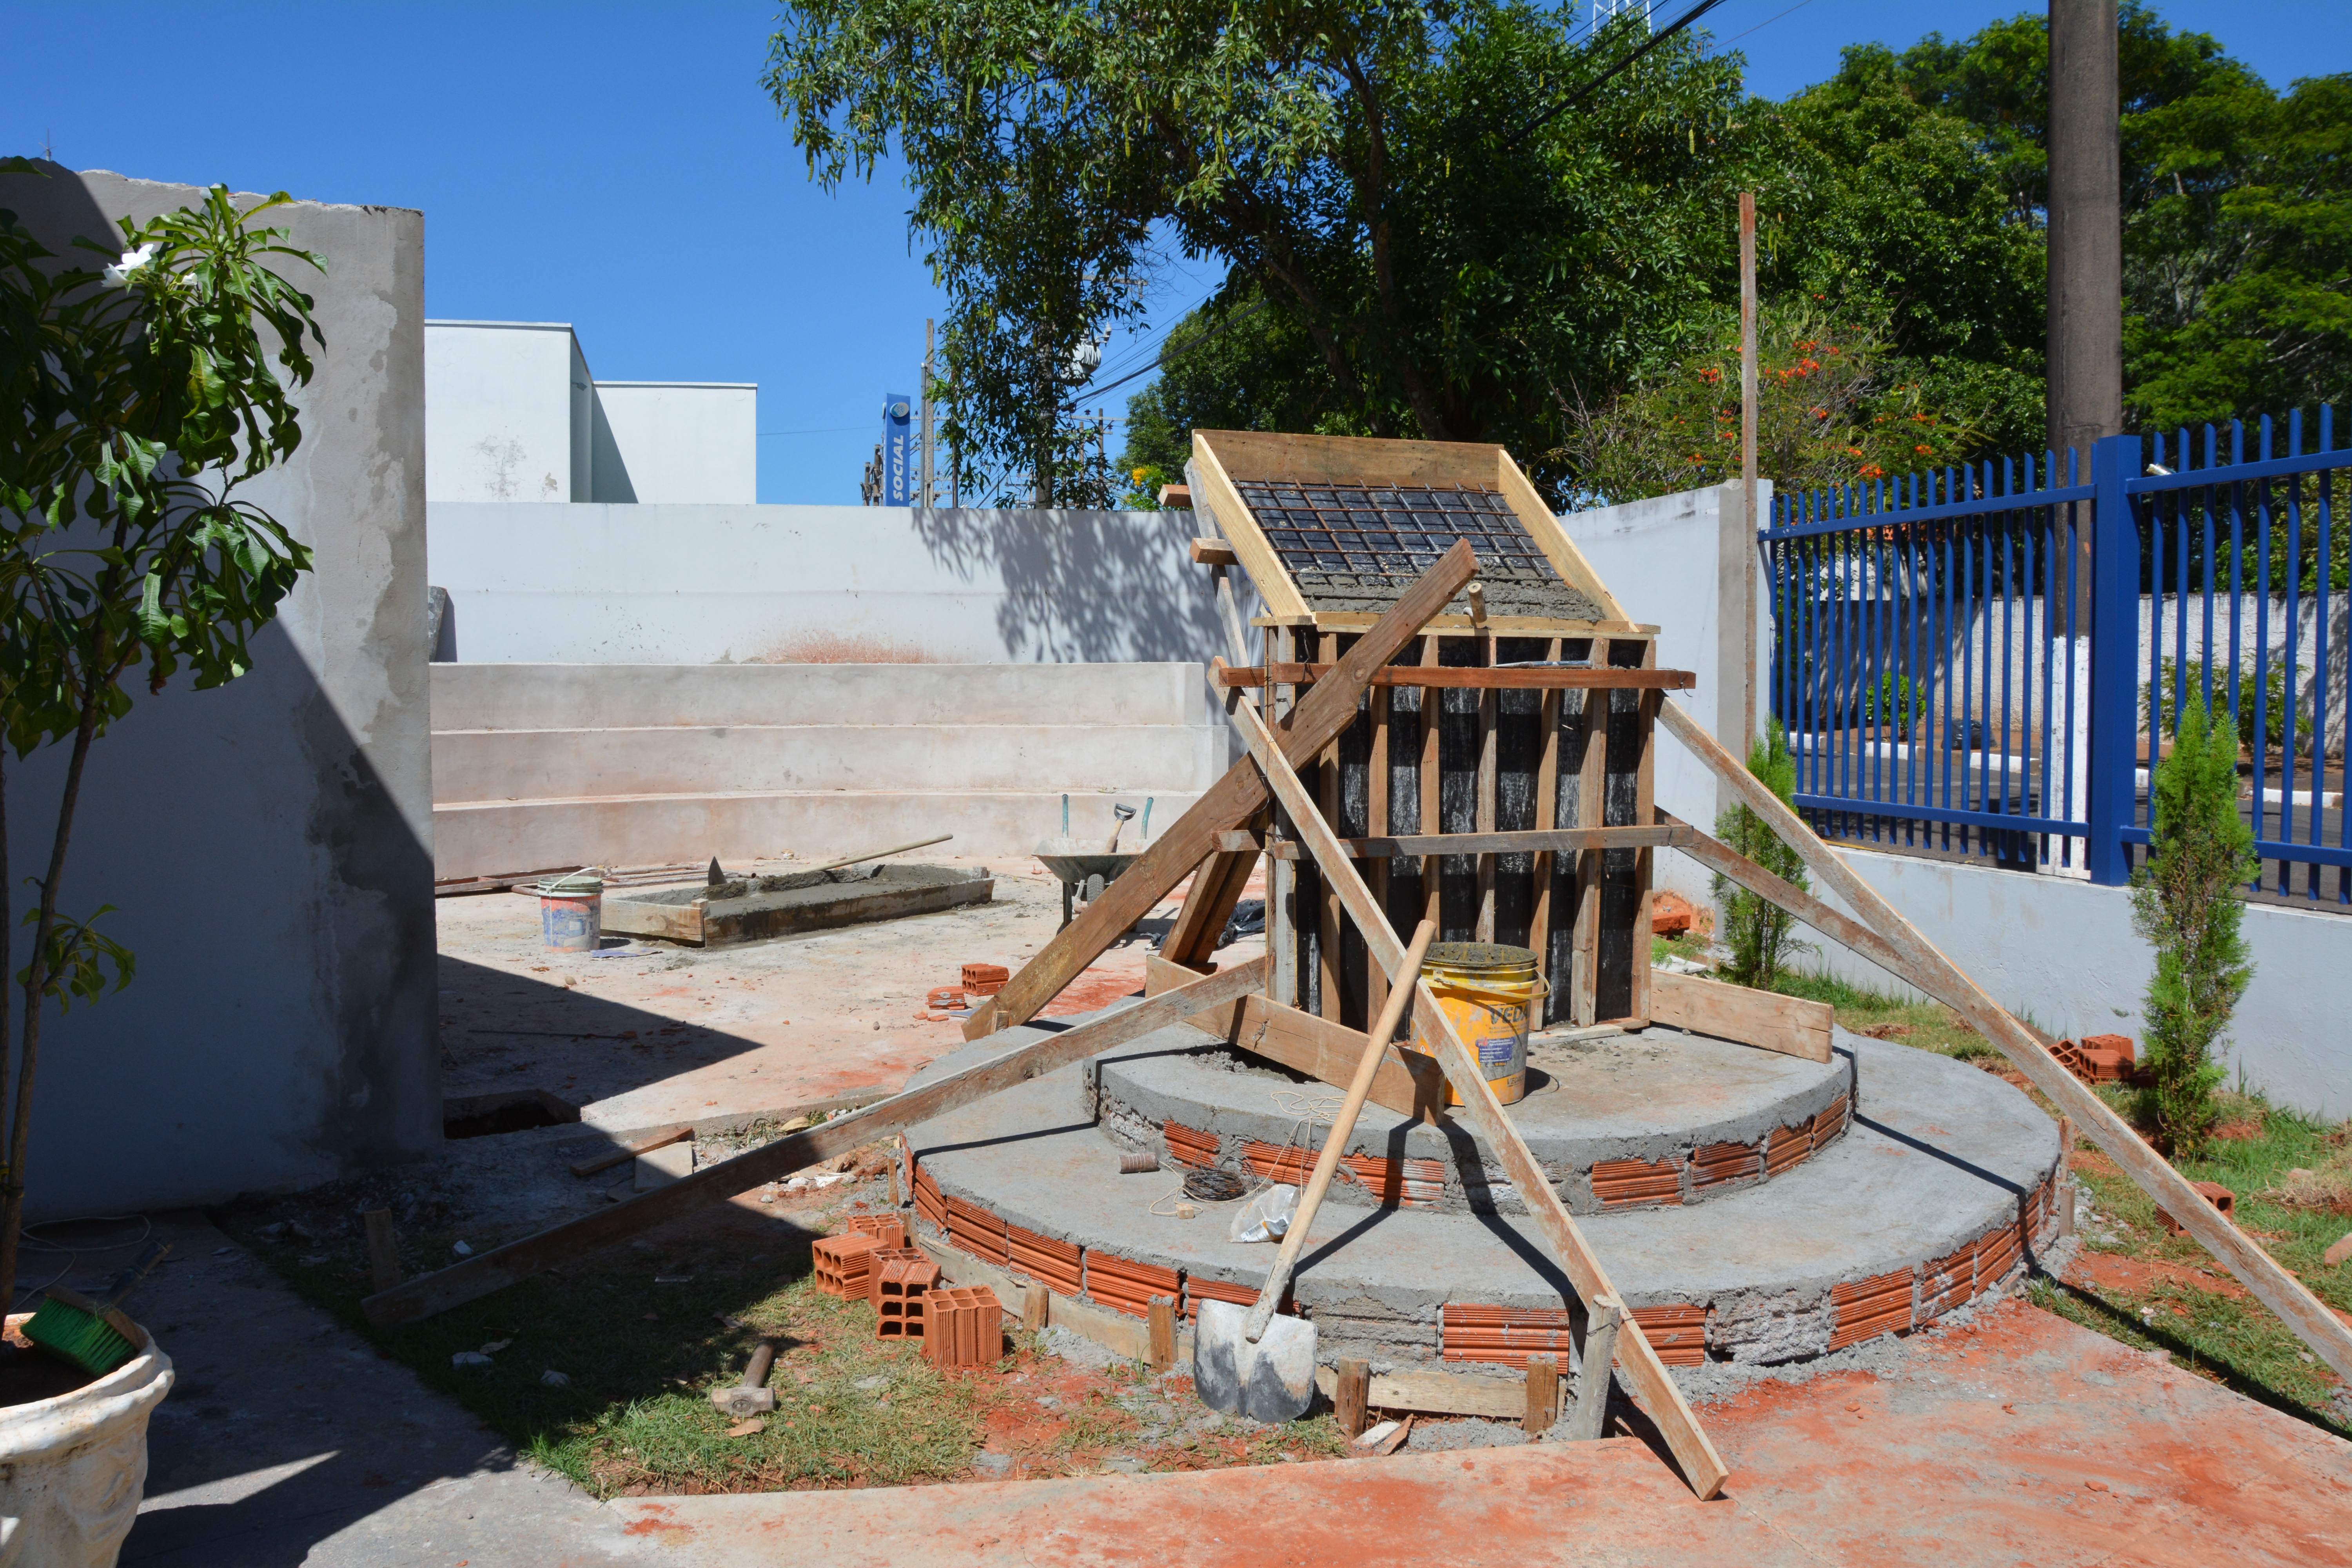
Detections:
[1035, 797, 1154, 928]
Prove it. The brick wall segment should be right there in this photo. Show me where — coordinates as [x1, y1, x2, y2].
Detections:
[1241, 1141, 1316, 1186]
[1441, 1304, 1575, 1369]
[1084, 1250, 1181, 1318]
[1828, 1268, 1915, 1350]
[1180, 1275, 1295, 1321]
[1626, 1304, 1708, 1367]
[1764, 1120, 1814, 1178]
[1591, 1157, 1683, 1209]
[1690, 1140, 1761, 1189]
[1162, 1119, 1219, 1169]
[1006, 1225, 1084, 1296]
[944, 1194, 1012, 1265]
[1338, 1153, 1447, 1208]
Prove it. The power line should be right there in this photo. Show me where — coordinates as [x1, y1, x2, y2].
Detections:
[1078, 295, 1276, 403]
[757, 424, 867, 437]
[1505, 0, 1735, 149]
[1718, 0, 1818, 47]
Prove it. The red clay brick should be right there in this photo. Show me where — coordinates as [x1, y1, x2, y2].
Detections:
[1764, 1120, 1814, 1178]
[1441, 1304, 1575, 1369]
[924, 1285, 1005, 1368]
[1690, 1141, 1761, 1189]
[2155, 1180, 2235, 1236]
[1815, 1094, 1851, 1142]
[1180, 1275, 1295, 1321]
[846, 1214, 907, 1252]
[1976, 1220, 2024, 1289]
[1241, 1141, 1316, 1186]
[1627, 1304, 1708, 1367]
[912, 1161, 947, 1231]
[1829, 1269, 1914, 1350]
[1085, 1250, 1181, 1318]
[944, 1194, 1011, 1265]
[1919, 1243, 1975, 1321]
[1591, 1157, 1682, 1208]
[871, 1250, 940, 1339]
[1006, 1224, 1083, 1296]
[1163, 1119, 1219, 1169]
[811, 1233, 880, 1298]
[1339, 1153, 1447, 1208]
[960, 963, 1010, 995]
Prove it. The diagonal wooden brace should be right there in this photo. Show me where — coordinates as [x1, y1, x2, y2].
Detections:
[965, 540, 1477, 1040]
[1222, 665, 1731, 1501]
[361, 958, 1267, 1327]
[1656, 697, 2352, 1384]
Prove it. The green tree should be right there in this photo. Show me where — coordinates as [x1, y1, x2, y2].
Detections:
[1711, 721, 1808, 989]
[0, 172, 323, 1304]
[769, 1, 1780, 503]
[2129, 696, 2257, 1156]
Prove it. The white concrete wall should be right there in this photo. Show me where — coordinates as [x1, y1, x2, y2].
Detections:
[1801, 846, 2352, 1120]
[1560, 483, 1772, 907]
[2, 164, 437, 1216]
[426, 502, 1250, 667]
[591, 383, 757, 504]
[425, 321, 580, 502]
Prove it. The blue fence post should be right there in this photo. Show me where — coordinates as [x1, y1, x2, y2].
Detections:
[2085, 433, 2141, 886]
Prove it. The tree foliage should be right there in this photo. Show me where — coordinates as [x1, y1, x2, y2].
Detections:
[2129, 695, 2258, 1156]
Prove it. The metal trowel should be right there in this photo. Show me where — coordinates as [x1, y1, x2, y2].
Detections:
[1194, 918, 1438, 1423]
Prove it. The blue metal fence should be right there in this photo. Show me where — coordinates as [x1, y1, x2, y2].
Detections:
[1763, 415, 2351, 902]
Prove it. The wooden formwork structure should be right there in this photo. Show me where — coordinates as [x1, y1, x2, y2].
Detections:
[1188, 429, 1688, 1032]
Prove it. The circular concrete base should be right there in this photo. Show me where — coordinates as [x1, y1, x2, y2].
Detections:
[906, 1020, 2062, 1375]
[1093, 1024, 1853, 1215]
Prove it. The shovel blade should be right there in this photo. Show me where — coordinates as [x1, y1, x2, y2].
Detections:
[1192, 1299, 1318, 1424]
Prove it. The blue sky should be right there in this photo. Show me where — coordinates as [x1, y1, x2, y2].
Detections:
[8, 2, 2343, 503]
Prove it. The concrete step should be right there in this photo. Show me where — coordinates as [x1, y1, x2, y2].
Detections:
[906, 1028, 2060, 1372]
[430, 662, 1215, 732]
[432, 789, 1201, 878]
[432, 722, 1223, 804]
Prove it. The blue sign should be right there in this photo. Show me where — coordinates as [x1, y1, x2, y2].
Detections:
[881, 392, 914, 505]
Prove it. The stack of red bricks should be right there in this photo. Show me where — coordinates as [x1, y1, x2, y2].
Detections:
[869, 1249, 940, 1339]
[811, 1234, 880, 1298]
[925, 1286, 1004, 1368]
[2051, 1032, 2138, 1086]
[961, 963, 1009, 998]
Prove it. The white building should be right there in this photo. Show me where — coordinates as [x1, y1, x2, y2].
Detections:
[425, 320, 756, 504]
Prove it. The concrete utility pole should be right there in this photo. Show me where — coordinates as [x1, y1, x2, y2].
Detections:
[2048, 0, 2123, 632]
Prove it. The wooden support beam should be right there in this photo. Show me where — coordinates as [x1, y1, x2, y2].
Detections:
[1570, 639, 1613, 1025]
[1145, 953, 1443, 1118]
[1214, 664, 1697, 691]
[1223, 671, 1729, 1501]
[1238, 826, 1694, 860]
[1650, 970, 1831, 1063]
[1189, 537, 1240, 566]
[1476, 637, 1498, 942]
[1530, 637, 1564, 1021]
[362, 958, 1268, 1327]
[1316, 629, 1344, 1022]
[964, 541, 1475, 1040]
[1655, 696, 2352, 1385]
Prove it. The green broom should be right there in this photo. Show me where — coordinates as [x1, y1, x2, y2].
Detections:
[24, 1241, 170, 1376]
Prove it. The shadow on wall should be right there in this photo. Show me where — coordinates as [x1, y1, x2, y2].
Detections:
[909, 506, 1235, 664]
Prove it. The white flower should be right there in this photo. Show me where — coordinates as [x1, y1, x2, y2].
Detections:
[103, 242, 160, 289]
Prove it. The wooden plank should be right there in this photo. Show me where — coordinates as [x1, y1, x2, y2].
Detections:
[1655, 698, 2352, 1386]
[1233, 993, 1445, 1120]
[1530, 636, 1564, 1018]
[1419, 635, 1442, 939]
[1313, 1363, 1527, 1420]
[1650, 970, 1832, 1063]
[1368, 674, 1392, 1024]
[1627, 641, 1659, 1025]
[599, 897, 703, 943]
[1476, 636, 1498, 942]
[690, 873, 993, 948]
[1269, 626, 1301, 1009]
[362, 958, 1268, 1327]
[1224, 674, 1728, 1500]
[1144, 951, 1250, 1041]
[1495, 446, 1632, 622]
[963, 542, 1475, 1039]
[1196, 428, 1495, 489]
[1189, 537, 1239, 566]
[1214, 664, 1695, 691]
[1570, 639, 1612, 1025]
[1253, 826, 1693, 860]
[1189, 432, 1311, 618]
[1257, 613, 1661, 639]
[1317, 630, 1345, 1022]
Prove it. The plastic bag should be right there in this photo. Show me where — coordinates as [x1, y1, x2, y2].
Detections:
[1228, 1183, 1297, 1243]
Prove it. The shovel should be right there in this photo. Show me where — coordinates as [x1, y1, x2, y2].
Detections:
[1195, 918, 1438, 1423]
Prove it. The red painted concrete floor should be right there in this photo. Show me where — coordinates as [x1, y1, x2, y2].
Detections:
[599, 1300, 2352, 1568]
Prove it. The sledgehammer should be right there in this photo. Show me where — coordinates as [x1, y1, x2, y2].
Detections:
[1194, 918, 1438, 1423]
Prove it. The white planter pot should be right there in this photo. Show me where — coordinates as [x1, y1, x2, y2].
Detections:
[0, 1314, 172, 1568]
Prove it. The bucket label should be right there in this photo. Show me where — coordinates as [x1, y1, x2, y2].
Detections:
[1477, 1031, 1519, 1071]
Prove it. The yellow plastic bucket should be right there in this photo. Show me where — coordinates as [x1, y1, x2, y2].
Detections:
[1422, 942, 1542, 1106]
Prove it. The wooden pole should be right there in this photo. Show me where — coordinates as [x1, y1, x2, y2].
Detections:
[1221, 672, 1729, 1500]
[1656, 697, 2352, 1383]
[1568, 1296, 1622, 1441]
[1739, 190, 1760, 760]
[1524, 1353, 1559, 1436]
[1336, 1358, 1371, 1438]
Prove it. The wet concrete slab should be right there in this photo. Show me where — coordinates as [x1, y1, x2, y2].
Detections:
[600, 1301, 2352, 1567]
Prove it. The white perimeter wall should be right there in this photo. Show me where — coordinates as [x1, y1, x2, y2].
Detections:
[425, 321, 581, 502]
[590, 383, 756, 504]
[1561, 482, 1771, 909]
[1561, 478, 2352, 1119]
[428, 502, 1255, 667]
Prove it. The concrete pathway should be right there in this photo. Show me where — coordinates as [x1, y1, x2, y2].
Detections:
[115, 1211, 646, 1567]
[593, 1303, 2352, 1568]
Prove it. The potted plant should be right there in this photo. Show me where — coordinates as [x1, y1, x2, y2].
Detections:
[0, 163, 323, 1564]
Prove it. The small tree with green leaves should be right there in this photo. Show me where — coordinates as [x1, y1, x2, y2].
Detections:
[2130, 695, 2258, 1156]
[1711, 720, 1809, 988]
[0, 167, 323, 1308]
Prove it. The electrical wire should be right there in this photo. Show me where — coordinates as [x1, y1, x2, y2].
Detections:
[1717, 0, 1819, 46]
[1505, 0, 1736, 149]
[11, 1213, 155, 1310]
